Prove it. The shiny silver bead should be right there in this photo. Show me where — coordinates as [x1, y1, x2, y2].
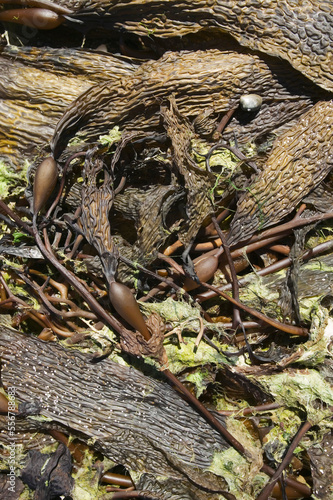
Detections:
[239, 94, 263, 112]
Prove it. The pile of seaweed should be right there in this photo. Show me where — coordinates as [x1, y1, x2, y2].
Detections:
[0, 9, 332, 500]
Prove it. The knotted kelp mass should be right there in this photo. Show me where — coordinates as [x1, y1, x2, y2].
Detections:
[0, 2, 333, 499]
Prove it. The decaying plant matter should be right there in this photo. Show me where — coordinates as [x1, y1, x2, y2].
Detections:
[0, 2, 333, 499]
[1, 0, 332, 90]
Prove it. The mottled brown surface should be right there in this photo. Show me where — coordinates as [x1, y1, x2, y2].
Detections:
[49, 0, 333, 91]
[0, 328, 236, 500]
[51, 48, 328, 158]
[0, 45, 138, 164]
[308, 432, 333, 499]
[0, 4, 332, 499]
[227, 100, 333, 245]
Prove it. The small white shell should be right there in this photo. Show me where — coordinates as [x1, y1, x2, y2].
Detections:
[239, 94, 263, 112]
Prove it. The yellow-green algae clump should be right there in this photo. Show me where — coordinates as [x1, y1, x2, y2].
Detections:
[141, 297, 231, 373]
[208, 416, 266, 499]
[255, 369, 333, 427]
[0, 159, 29, 200]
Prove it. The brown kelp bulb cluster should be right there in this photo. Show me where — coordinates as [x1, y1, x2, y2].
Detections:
[183, 254, 219, 292]
[0, 8, 64, 30]
[239, 94, 263, 112]
[33, 156, 58, 216]
[109, 282, 151, 341]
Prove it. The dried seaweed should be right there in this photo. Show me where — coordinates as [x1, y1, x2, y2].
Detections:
[0, 4, 333, 500]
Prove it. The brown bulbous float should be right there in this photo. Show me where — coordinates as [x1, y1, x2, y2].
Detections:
[109, 281, 151, 341]
[0, 8, 64, 30]
[33, 156, 58, 215]
[183, 254, 219, 292]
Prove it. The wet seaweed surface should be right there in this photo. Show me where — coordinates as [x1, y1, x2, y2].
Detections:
[0, 3, 333, 500]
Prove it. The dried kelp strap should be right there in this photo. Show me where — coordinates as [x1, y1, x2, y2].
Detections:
[50, 49, 327, 160]
[30, 220, 254, 455]
[0, 329, 231, 498]
[69, 0, 332, 91]
[228, 100, 333, 246]
[160, 98, 214, 246]
[162, 368, 246, 456]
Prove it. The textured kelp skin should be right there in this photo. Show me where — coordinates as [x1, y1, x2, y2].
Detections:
[47, 0, 333, 91]
[50, 49, 329, 158]
[0, 2, 333, 499]
[227, 100, 333, 245]
[0, 45, 138, 165]
[0, 328, 237, 500]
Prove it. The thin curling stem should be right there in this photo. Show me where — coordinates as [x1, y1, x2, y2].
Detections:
[215, 107, 237, 136]
[200, 281, 308, 336]
[260, 463, 311, 497]
[0, 200, 33, 235]
[30, 224, 311, 497]
[257, 421, 313, 500]
[211, 215, 241, 328]
[197, 237, 333, 302]
[46, 151, 86, 219]
[32, 218, 129, 336]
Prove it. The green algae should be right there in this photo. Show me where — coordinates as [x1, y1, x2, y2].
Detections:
[263, 408, 303, 462]
[256, 369, 333, 426]
[98, 126, 122, 147]
[291, 305, 332, 367]
[208, 444, 264, 499]
[0, 159, 29, 200]
[71, 450, 113, 500]
[141, 297, 230, 372]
